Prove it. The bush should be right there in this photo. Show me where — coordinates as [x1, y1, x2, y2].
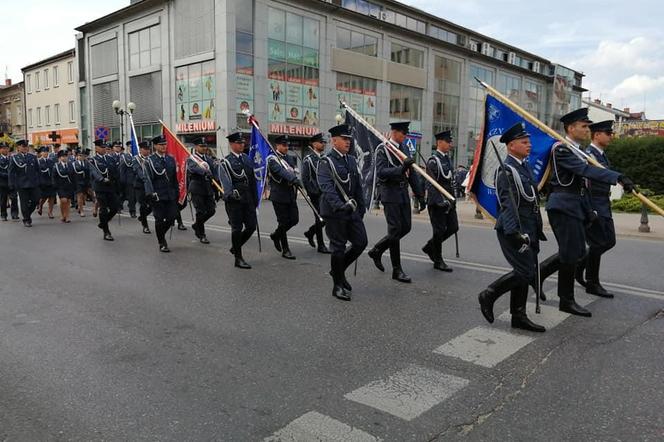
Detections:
[606, 136, 664, 194]
[612, 193, 664, 213]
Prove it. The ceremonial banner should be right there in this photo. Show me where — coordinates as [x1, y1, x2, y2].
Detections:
[344, 110, 383, 206]
[468, 94, 556, 219]
[128, 115, 139, 157]
[248, 125, 272, 208]
[162, 123, 190, 205]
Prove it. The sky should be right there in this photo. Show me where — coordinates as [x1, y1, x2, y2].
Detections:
[3, 0, 663, 119]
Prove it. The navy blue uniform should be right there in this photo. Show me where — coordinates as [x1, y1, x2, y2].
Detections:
[133, 154, 152, 229]
[370, 140, 423, 271]
[584, 144, 616, 253]
[37, 157, 56, 198]
[423, 150, 459, 267]
[0, 153, 19, 220]
[220, 152, 258, 259]
[186, 154, 218, 239]
[119, 153, 137, 215]
[268, 152, 299, 254]
[318, 149, 368, 274]
[144, 153, 179, 245]
[302, 150, 328, 250]
[89, 154, 120, 234]
[52, 161, 77, 199]
[8, 152, 40, 223]
[72, 159, 92, 192]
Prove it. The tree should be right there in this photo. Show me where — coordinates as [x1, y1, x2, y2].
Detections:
[607, 136, 664, 194]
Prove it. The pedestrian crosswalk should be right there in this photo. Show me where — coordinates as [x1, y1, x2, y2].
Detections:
[265, 411, 382, 442]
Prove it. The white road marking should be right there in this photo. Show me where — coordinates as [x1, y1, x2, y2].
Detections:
[434, 326, 535, 368]
[344, 365, 469, 421]
[265, 411, 381, 442]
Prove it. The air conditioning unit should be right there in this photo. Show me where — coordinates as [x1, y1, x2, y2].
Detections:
[508, 52, 516, 65]
[481, 42, 491, 56]
[533, 61, 541, 73]
[469, 41, 478, 52]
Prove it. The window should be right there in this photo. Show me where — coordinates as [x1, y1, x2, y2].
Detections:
[35, 71, 40, 91]
[337, 27, 378, 57]
[174, 0, 214, 59]
[69, 101, 75, 122]
[391, 43, 424, 68]
[91, 38, 119, 79]
[433, 56, 462, 142]
[389, 83, 423, 132]
[54, 103, 60, 124]
[342, 0, 383, 17]
[67, 61, 74, 83]
[268, 7, 320, 127]
[129, 25, 161, 70]
[468, 65, 494, 155]
[429, 25, 458, 44]
[524, 81, 543, 119]
[234, 0, 254, 129]
[175, 61, 215, 126]
[44, 69, 49, 89]
[53, 65, 59, 87]
[45, 105, 50, 125]
[497, 73, 521, 102]
[26, 74, 32, 93]
[37, 107, 42, 126]
[336, 73, 377, 126]
[28, 109, 33, 127]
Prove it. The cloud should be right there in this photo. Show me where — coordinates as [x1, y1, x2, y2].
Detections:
[611, 75, 664, 97]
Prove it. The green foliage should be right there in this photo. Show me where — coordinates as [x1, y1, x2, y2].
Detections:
[606, 136, 664, 194]
[612, 193, 664, 213]
[0, 134, 14, 147]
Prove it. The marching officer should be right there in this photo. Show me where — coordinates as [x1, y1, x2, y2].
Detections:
[0, 142, 20, 221]
[89, 139, 120, 240]
[73, 148, 95, 217]
[144, 135, 179, 253]
[267, 135, 301, 260]
[478, 123, 546, 332]
[368, 121, 425, 283]
[187, 138, 219, 244]
[120, 141, 138, 218]
[317, 124, 367, 301]
[422, 130, 459, 272]
[133, 141, 153, 234]
[302, 132, 330, 254]
[37, 146, 56, 219]
[576, 120, 621, 298]
[542, 108, 631, 317]
[8, 140, 40, 227]
[52, 150, 77, 223]
[219, 132, 258, 269]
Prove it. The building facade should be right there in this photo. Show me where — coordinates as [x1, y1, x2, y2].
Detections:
[75, 0, 585, 165]
[0, 80, 25, 140]
[22, 49, 80, 146]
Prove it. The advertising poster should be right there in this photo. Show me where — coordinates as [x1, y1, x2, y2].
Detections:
[270, 102, 285, 122]
[269, 79, 285, 103]
[287, 83, 302, 105]
[286, 105, 303, 124]
[303, 86, 318, 108]
[175, 61, 217, 130]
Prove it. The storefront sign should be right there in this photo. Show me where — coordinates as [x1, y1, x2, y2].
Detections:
[176, 120, 217, 133]
[269, 123, 319, 137]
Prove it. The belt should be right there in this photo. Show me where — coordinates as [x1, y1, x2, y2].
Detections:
[384, 181, 407, 188]
[590, 191, 610, 198]
[550, 186, 583, 195]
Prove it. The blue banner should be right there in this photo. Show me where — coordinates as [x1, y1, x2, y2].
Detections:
[345, 111, 383, 206]
[248, 126, 272, 208]
[128, 115, 139, 156]
[469, 94, 556, 219]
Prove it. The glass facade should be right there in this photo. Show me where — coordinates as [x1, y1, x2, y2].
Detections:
[467, 64, 495, 156]
[175, 61, 216, 127]
[235, 0, 254, 130]
[336, 73, 377, 126]
[390, 83, 422, 133]
[433, 56, 461, 145]
[129, 25, 161, 70]
[336, 27, 378, 57]
[390, 43, 424, 68]
[268, 7, 320, 127]
[497, 72, 521, 103]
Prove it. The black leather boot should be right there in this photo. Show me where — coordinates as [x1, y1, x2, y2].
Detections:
[585, 252, 613, 298]
[331, 255, 350, 301]
[558, 263, 591, 317]
[478, 272, 517, 323]
[575, 253, 588, 288]
[304, 227, 316, 248]
[368, 246, 385, 272]
[392, 267, 411, 283]
[422, 240, 436, 263]
[511, 311, 546, 332]
[270, 230, 282, 252]
[281, 235, 296, 260]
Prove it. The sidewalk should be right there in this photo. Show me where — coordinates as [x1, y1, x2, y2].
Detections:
[413, 199, 664, 241]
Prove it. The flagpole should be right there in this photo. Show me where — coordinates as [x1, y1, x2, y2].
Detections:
[341, 101, 456, 202]
[158, 119, 225, 195]
[475, 79, 664, 218]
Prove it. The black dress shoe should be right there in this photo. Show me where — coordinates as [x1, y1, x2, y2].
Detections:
[333, 285, 351, 301]
[235, 257, 252, 269]
[270, 233, 282, 252]
[559, 300, 592, 317]
[329, 271, 352, 291]
[317, 245, 331, 254]
[159, 243, 170, 253]
[304, 229, 316, 248]
[1, 216, 7, 222]
[368, 248, 384, 272]
[177, 224, 187, 231]
[422, 243, 436, 262]
[142, 226, 151, 234]
[586, 282, 614, 298]
[229, 247, 236, 256]
[199, 236, 210, 244]
[392, 268, 411, 283]
[511, 315, 546, 333]
[434, 261, 453, 272]
[478, 289, 496, 323]
[23, 220, 30, 227]
[11, 216, 19, 221]
[281, 250, 296, 260]
[103, 233, 114, 241]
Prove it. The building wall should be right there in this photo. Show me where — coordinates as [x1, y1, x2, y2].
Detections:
[77, 0, 579, 164]
[24, 53, 79, 145]
[0, 82, 25, 139]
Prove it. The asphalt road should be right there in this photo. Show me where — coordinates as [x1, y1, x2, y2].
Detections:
[1, 200, 662, 441]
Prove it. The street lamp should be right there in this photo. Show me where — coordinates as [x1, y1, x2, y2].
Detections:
[335, 114, 343, 125]
[112, 100, 136, 145]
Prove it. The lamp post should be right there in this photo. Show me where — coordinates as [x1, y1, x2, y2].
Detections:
[112, 100, 136, 145]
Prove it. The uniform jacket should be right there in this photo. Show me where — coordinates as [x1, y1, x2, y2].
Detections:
[8, 152, 40, 189]
[0, 154, 10, 187]
[186, 154, 218, 196]
[318, 149, 365, 220]
[37, 157, 55, 187]
[51, 161, 78, 192]
[89, 154, 119, 194]
[119, 153, 137, 185]
[585, 144, 614, 219]
[72, 159, 92, 190]
[301, 149, 322, 197]
[132, 154, 149, 190]
[220, 152, 258, 206]
[425, 150, 454, 206]
[375, 140, 423, 204]
[268, 152, 298, 204]
[144, 153, 178, 201]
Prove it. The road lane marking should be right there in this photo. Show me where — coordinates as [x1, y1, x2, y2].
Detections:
[265, 411, 381, 442]
[434, 327, 535, 368]
[344, 365, 469, 421]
